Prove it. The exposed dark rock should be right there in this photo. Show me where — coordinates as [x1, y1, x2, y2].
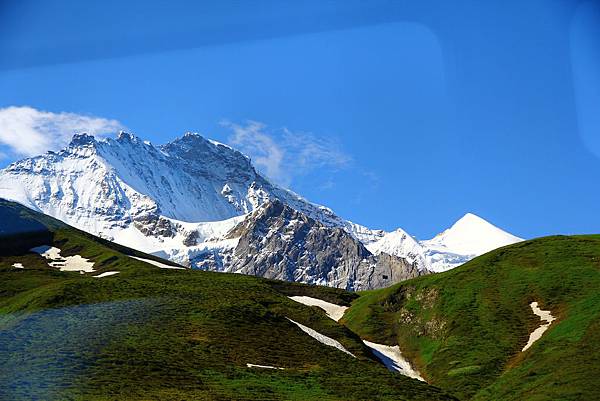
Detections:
[133, 214, 175, 238]
[199, 200, 427, 291]
[182, 230, 199, 246]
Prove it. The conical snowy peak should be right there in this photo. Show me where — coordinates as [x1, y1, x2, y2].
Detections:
[452, 212, 491, 228]
[431, 212, 498, 245]
[421, 212, 523, 272]
[432, 212, 522, 256]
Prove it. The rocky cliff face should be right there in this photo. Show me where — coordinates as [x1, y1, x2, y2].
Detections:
[196, 200, 424, 291]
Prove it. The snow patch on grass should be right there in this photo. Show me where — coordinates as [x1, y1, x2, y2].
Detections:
[246, 363, 284, 370]
[31, 246, 61, 259]
[363, 340, 425, 381]
[31, 245, 95, 273]
[287, 318, 355, 357]
[93, 271, 120, 278]
[11, 263, 24, 269]
[522, 301, 556, 351]
[288, 296, 348, 321]
[129, 256, 186, 270]
[288, 296, 425, 380]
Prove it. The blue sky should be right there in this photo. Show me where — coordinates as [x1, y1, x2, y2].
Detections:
[0, 0, 599, 239]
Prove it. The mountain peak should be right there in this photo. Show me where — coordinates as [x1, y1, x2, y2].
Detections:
[165, 132, 216, 152]
[427, 212, 522, 257]
[183, 131, 201, 138]
[168, 132, 233, 151]
[453, 212, 492, 229]
[116, 131, 140, 143]
[69, 132, 97, 147]
[172, 131, 207, 144]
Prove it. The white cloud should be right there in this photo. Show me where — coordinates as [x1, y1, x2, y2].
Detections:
[224, 120, 284, 182]
[223, 120, 351, 186]
[0, 106, 125, 157]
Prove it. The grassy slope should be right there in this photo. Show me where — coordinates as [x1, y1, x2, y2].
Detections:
[343, 235, 600, 400]
[0, 200, 454, 401]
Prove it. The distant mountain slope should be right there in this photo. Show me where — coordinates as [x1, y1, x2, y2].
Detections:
[0, 131, 521, 286]
[343, 235, 600, 400]
[0, 199, 455, 401]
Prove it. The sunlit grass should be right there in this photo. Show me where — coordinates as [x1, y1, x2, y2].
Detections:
[344, 235, 600, 400]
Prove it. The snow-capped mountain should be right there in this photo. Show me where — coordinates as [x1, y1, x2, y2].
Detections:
[360, 212, 523, 273]
[0, 132, 339, 232]
[0, 131, 522, 287]
[363, 227, 428, 269]
[420, 213, 523, 272]
[0, 131, 425, 289]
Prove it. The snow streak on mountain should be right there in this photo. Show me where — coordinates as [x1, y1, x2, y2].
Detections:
[0, 131, 522, 288]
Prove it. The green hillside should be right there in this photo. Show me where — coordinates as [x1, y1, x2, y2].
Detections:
[343, 235, 600, 400]
[0, 199, 454, 401]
